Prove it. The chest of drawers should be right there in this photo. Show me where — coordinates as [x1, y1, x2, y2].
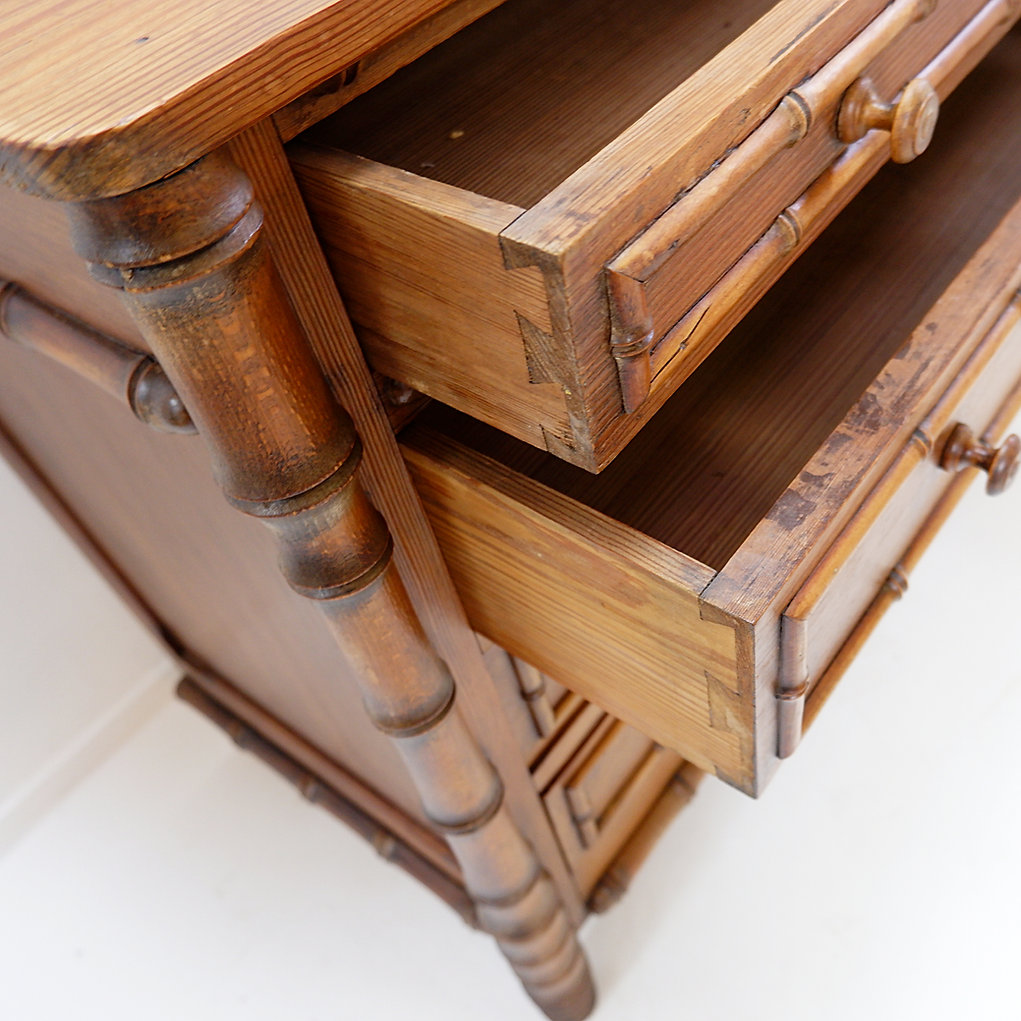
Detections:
[1, 2, 1019, 1018]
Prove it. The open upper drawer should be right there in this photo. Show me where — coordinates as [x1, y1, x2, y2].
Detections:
[400, 38, 1021, 795]
[290, 0, 1019, 471]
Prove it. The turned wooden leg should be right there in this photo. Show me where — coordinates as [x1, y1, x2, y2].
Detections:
[64, 150, 594, 1021]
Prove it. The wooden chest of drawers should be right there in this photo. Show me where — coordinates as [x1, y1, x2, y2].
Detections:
[1, 2, 1019, 1018]
[402, 39, 1021, 792]
[291, 0, 1017, 470]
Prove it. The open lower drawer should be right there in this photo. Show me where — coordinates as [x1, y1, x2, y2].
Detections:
[291, 0, 1018, 471]
[401, 43, 1021, 796]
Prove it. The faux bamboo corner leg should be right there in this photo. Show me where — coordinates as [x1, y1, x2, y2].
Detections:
[64, 150, 594, 1021]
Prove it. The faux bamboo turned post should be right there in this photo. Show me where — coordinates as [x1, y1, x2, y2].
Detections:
[64, 150, 593, 1021]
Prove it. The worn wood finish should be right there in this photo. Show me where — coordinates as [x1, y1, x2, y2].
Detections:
[0, 0, 482, 200]
[802, 370, 1021, 733]
[226, 119, 586, 922]
[293, 0, 887, 467]
[603, 0, 1014, 431]
[0, 280, 193, 434]
[294, 0, 1017, 469]
[778, 298, 1021, 756]
[403, 44, 1021, 793]
[66, 149, 593, 1021]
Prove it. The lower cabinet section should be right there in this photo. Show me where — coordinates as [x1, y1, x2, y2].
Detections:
[479, 633, 695, 902]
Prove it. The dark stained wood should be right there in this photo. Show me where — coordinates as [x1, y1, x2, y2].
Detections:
[0, 280, 194, 434]
[939, 422, 1021, 495]
[67, 147, 593, 1021]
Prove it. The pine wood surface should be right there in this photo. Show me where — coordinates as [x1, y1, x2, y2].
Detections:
[542, 717, 682, 899]
[229, 120, 586, 922]
[606, 0, 1010, 420]
[403, 36, 1021, 792]
[0, 0, 481, 200]
[296, 0, 1017, 470]
[306, 0, 775, 207]
[289, 149, 571, 450]
[416, 42, 1021, 571]
[274, 0, 508, 141]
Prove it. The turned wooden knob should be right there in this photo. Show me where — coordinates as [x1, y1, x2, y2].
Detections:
[838, 77, 939, 163]
[939, 422, 1021, 496]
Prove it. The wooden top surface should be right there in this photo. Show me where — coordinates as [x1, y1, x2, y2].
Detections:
[0, 0, 465, 200]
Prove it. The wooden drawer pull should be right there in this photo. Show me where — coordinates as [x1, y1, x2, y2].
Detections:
[838, 77, 939, 163]
[939, 422, 1021, 495]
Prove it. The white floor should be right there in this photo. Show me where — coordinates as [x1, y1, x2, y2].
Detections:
[2, 444, 1020, 1021]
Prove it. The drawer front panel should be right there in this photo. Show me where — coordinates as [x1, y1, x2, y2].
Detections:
[543, 715, 682, 898]
[607, 0, 1013, 418]
[781, 294, 1021, 755]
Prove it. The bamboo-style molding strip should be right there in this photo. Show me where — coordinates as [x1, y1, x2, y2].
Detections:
[588, 762, 702, 914]
[0, 278, 194, 435]
[64, 147, 593, 1021]
[177, 676, 479, 927]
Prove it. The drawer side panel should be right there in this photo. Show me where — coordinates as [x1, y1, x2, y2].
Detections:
[404, 435, 749, 787]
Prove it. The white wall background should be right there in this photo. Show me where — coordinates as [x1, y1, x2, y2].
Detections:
[1, 425, 1020, 1020]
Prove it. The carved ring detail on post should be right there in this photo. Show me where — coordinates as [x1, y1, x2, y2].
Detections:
[65, 149, 594, 1021]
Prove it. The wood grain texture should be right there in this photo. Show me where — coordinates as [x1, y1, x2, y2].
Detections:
[0, 0, 482, 199]
[289, 147, 572, 450]
[68, 144, 594, 1021]
[604, 0, 996, 416]
[404, 40, 1021, 793]
[403, 431, 745, 783]
[274, 0, 507, 140]
[305, 0, 775, 207]
[228, 120, 586, 924]
[295, 0, 1015, 469]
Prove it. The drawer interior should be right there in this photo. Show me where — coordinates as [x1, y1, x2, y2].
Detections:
[303, 0, 775, 206]
[412, 34, 1021, 571]
[403, 31, 1021, 792]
